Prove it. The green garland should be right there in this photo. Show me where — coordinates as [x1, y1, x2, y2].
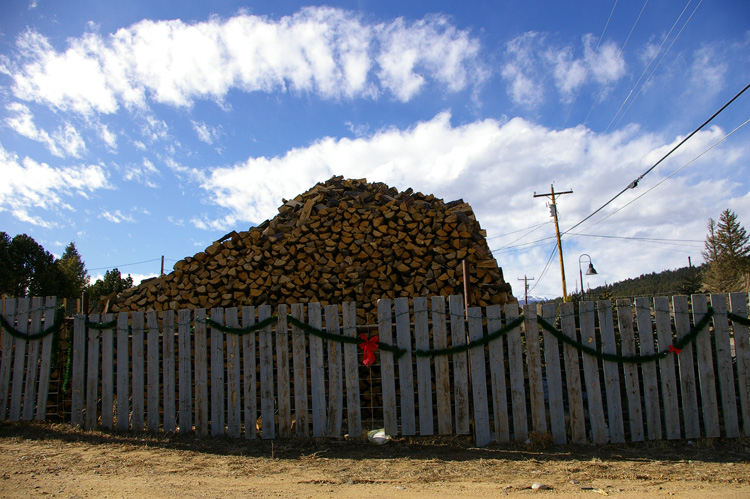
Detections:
[0, 306, 65, 341]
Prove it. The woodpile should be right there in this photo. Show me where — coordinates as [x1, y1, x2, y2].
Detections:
[108, 176, 515, 322]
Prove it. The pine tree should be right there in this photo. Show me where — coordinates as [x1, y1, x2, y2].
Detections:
[701, 209, 750, 293]
[58, 242, 89, 299]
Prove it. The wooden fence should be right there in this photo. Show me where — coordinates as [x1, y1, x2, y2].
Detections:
[1, 293, 749, 446]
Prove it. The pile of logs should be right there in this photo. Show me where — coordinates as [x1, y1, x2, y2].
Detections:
[108, 176, 515, 323]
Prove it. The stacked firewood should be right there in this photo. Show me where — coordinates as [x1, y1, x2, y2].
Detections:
[108, 176, 515, 323]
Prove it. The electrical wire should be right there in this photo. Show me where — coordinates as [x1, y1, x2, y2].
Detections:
[528, 243, 560, 294]
[486, 221, 550, 240]
[87, 258, 163, 271]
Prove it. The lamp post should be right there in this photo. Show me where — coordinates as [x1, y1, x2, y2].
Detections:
[578, 254, 598, 301]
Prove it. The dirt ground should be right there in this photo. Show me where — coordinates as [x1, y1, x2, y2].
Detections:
[0, 421, 749, 498]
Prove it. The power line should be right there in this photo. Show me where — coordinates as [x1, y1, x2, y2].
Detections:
[88, 258, 166, 272]
[564, 81, 750, 236]
[486, 221, 550, 240]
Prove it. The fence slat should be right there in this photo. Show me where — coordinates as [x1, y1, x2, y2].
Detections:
[729, 292, 750, 435]
[309, 302, 326, 437]
[673, 296, 700, 439]
[523, 303, 546, 434]
[259, 305, 275, 439]
[506, 303, 528, 442]
[617, 299, 644, 442]
[225, 308, 242, 438]
[325, 305, 343, 438]
[276, 306, 292, 438]
[598, 300, 624, 443]
[85, 313, 100, 430]
[654, 297, 680, 440]
[116, 312, 130, 432]
[710, 294, 739, 438]
[449, 295, 470, 435]
[146, 311, 160, 433]
[413, 297, 433, 436]
[692, 294, 720, 438]
[100, 313, 115, 430]
[162, 310, 176, 433]
[0, 299, 17, 420]
[178, 309, 192, 434]
[540, 302, 565, 444]
[210, 308, 225, 437]
[378, 299, 398, 436]
[579, 301, 607, 444]
[131, 311, 145, 432]
[395, 297, 415, 436]
[431, 296, 452, 435]
[71, 313, 85, 427]
[467, 306, 490, 447]
[241, 306, 257, 439]
[22, 297, 43, 421]
[194, 308, 209, 435]
[10, 298, 29, 422]
[342, 301, 361, 438]
[35, 296, 57, 421]
[487, 304, 509, 442]
[291, 303, 309, 437]
[635, 297, 662, 440]
[561, 302, 586, 443]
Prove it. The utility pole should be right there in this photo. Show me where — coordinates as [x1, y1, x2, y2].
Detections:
[517, 275, 535, 305]
[534, 184, 573, 302]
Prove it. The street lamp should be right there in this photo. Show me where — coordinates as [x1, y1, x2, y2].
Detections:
[578, 254, 598, 301]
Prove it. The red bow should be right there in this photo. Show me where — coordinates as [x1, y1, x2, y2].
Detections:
[668, 345, 682, 355]
[359, 333, 379, 367]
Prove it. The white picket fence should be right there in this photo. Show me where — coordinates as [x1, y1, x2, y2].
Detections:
[1, 293, 749, 446]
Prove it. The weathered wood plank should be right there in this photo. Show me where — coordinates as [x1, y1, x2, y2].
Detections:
[258, 305, 275, 439]
[653, 297, 680, 440]
[523, 303, 546, 434]
[241, 306, 257, 439]
[506, 303, 528, 442]
[23, 297, 43, 421]
[210, 308, 226, 436]
[579, 301, 607, 444]
[673, 295, 700, 439]
[616, 299, 644, 442]
[487, 304, 509, 442]
[178, 309, 192, 434]
[194, 308, 209, 436]
[146, 311, 160, 433]
[342, 301, 361, 438]
[161, 310, 176, 433]
[10, 298, 29, 422]
[449, 295, 470, 435]
[325, 305, 343, 438]
[0, 299, 17, 420]
[378, 299, 398, 436]
[291, 303, 309, 437]
[225, 307, 242, 438]
[634, 297, 662, 440]
[276, 306, 292, 438]
[692, 294, 720, 438]
[395, 297, 415, 436]
[598, 299, 624, 444]
[431, 296, 452, 435]
[540, 302, 565, 444]
[467, 306, 490, 447]
[709, 294, 739, 438]
[413, 297, 433, 436]
[35, 296, 57, 421]
[116, 312, 130, 432]
[729, 292, 750, 436]
[85, 312, 100, 430]
[71, 313, 86, 427]
[308, 302, 326, 437]
[560, 302, 585, 444]
[131, 311, 145, 432]
[98, 313, 114, 430]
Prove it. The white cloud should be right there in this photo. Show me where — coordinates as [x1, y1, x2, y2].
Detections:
[191, 120, 221, 144]
[123, 157, 160, 187]
[6, 8, 485, 115]
[0, 143, 111, 225]
[196, 112, 749, 297]
[99, 209, 136, 223]
[5, 102, 87, 157]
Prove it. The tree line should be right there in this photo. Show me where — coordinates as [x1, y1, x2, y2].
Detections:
[0, 232, 134, 307]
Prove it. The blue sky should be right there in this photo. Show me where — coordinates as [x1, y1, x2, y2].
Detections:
[1, 0, 749, 299]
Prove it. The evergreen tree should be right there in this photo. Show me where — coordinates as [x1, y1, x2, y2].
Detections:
[701, 209, 750, 293]
[0, 233, 65, 297]
[86, 269, 134, 304]
[58, 242, 89, 299]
